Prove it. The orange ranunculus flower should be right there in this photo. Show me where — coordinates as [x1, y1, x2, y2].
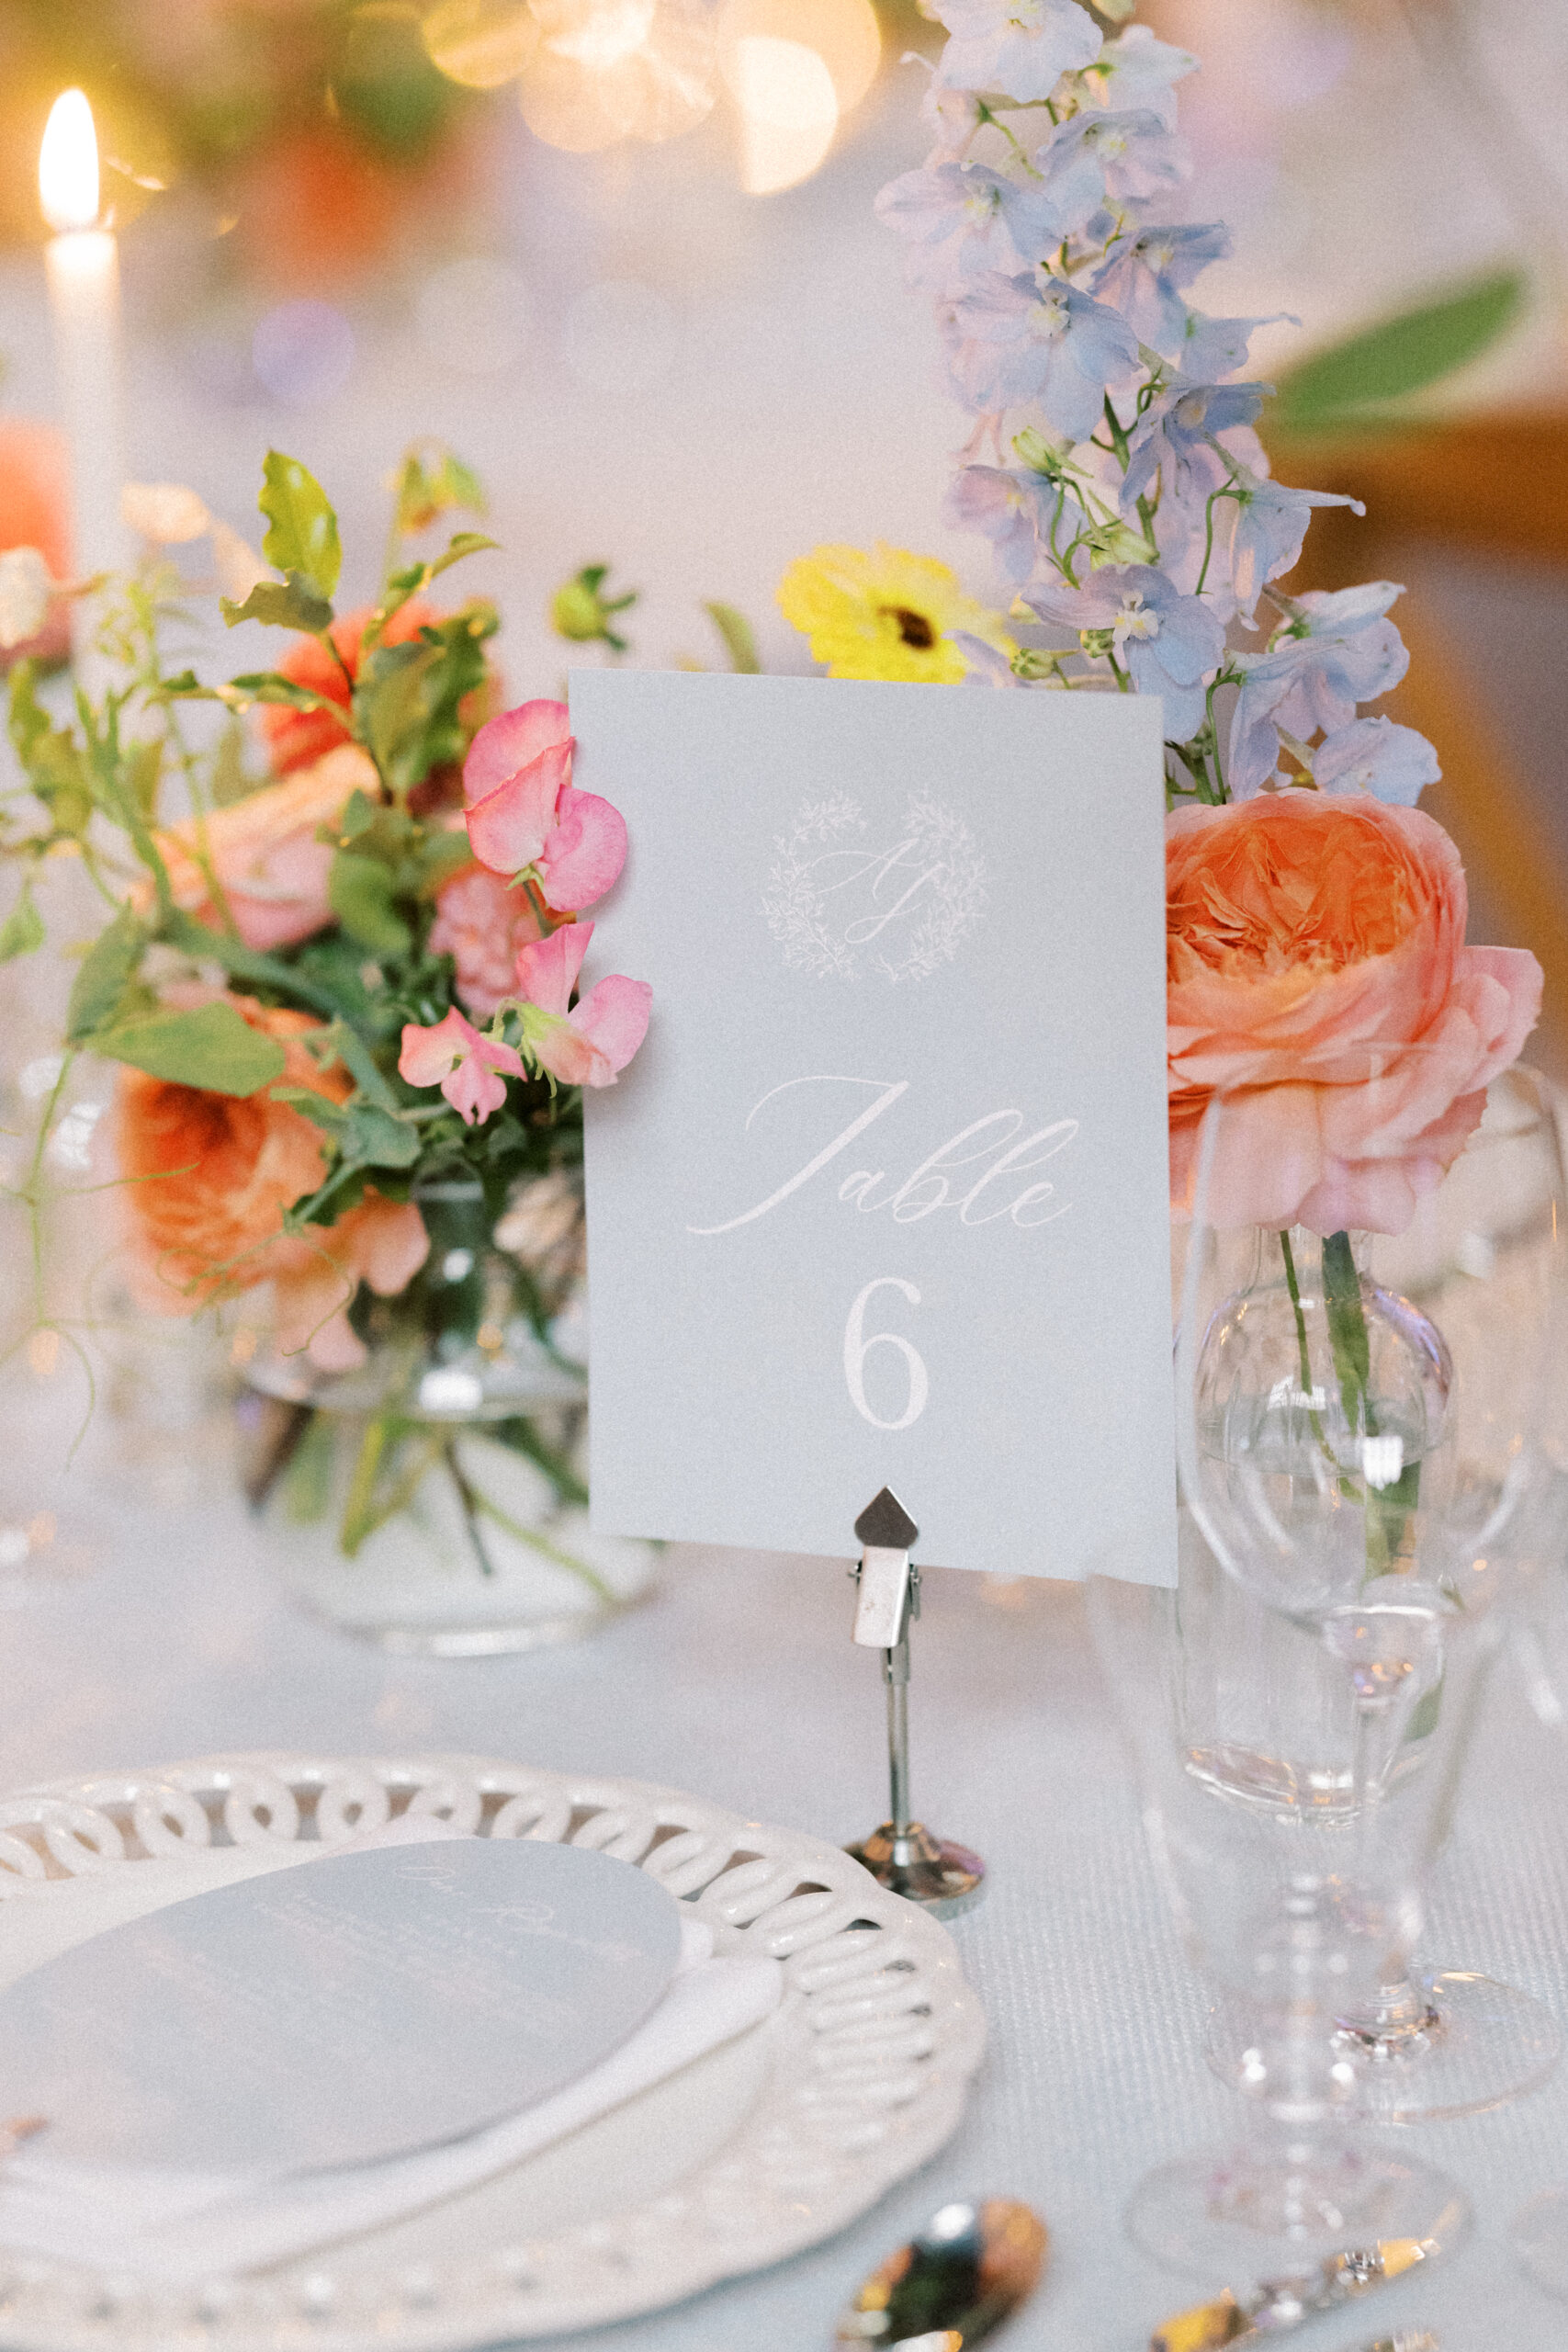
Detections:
[0, 418, 71, 666]
[1168, 789, 1542, 1234]
[258, 600, 435, 775]
[116, 998, 428, 1370]
[152, 742, 377, 954]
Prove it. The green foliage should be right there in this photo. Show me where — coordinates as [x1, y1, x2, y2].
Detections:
[219, 575, 335, 634]
[96, 1002, 288, 1096]
[1273, 269, 1527, 430]
[67, 904, 147, 1042]
[551, 564, 637, 653]
[259, 452, 343, 601]
[376, 532, 501, 635]
[329, 852, 414, 956]
[704, 602, 761, 674]
[393, 448, 488, 538]
[0, 879, 44, 964]
[8, 663, 93, 837]
[355, 603, 498, 799]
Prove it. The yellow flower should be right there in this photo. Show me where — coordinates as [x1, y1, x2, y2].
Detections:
[777, 542, 1015, 684]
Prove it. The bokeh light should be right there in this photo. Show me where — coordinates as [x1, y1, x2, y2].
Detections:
[252, 300, 356, 406]
[519, 48, 628, 151]
[39, 90, 99, 233]
[533, 0, 658, 73]
[716, 0, 879, 114]
[521, 0, 716, 150]
[415, 256, 529, 372]
[422, 0, 540, 87]
[728, 35, 839, 195]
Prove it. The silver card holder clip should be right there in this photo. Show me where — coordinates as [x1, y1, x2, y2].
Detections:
[844, 1487, 983, 1919]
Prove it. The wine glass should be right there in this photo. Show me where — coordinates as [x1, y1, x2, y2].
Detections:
[1176, 1054, 1568, 2126]
[1089, 1517, 1480, 2278]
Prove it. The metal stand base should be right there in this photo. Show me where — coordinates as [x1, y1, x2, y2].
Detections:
[846, 1487, 987, 1919]
[845, 1819, 986, 1918]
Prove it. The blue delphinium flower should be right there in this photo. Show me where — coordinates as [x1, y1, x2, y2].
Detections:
[1078, 24, 1195, 123]
[1228, 585, 1410, 795]
[1025, 563, 1225, 738]
[1120, 378, 1267, 511]
[878, 161, 1102, 289]
[1091, 222, 1232, 352]
[946, 274, 1140, 439]
[945, 464, 1069, 586]
[1312, 716, 1441, 805]
[876, 0, 1440, 804]
[933, 0, 1103, 103]
[1224, 475, 1364, 620]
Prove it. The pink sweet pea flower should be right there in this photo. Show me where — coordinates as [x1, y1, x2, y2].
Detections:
[462, 698, 627, 913]
[513, 922, 651, 1090]
[399, 1007, 525, 1127]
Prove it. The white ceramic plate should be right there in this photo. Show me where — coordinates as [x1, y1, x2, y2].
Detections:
[0, 1752, 987, 2351]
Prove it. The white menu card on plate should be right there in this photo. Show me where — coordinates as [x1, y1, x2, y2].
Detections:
[577, 671, 1175, 1584]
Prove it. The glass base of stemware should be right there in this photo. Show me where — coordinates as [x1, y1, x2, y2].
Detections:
[1127, 2140, 1469, 2281]
[1514, 2187, 1568, 2297]
[1207, 1969, 1562, 2124]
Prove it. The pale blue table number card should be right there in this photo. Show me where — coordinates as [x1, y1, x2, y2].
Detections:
[577, 672, 1177, 1587]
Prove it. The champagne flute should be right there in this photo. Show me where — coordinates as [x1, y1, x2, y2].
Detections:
[1176, 1055, 1568, 2124]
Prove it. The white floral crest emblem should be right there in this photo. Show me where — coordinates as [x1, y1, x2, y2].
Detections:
[762, 793, 987, 983]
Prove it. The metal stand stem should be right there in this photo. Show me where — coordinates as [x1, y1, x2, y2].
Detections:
[844, 1487, 985, 1918]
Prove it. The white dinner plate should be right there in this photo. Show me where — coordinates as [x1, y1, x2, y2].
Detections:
[0, 1751, 987, 2351]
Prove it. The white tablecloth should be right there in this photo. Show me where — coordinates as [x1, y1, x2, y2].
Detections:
[4, 1455, 1568, 2352]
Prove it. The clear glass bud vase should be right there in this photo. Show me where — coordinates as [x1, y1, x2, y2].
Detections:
[238, 1174, 658, 1655]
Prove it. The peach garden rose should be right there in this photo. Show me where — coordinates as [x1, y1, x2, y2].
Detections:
[116, 998, 428, 1371]
[1167, 790, 1542, 1235]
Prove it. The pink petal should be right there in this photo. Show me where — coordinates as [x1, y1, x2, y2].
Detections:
[536, 786, 627, 912]
[568, 973, 651, 1083]
[466, 742, 571, 876]
[353, 1198, 432, 1295]
[515, 921, 591, 1019]
[443, 1055, 511, 1126]
[398, 1008, 480, 1088]
[475, 1034, 525, 1079]
[463, 700, 572, 806]
[530, 1020, 609, 1089]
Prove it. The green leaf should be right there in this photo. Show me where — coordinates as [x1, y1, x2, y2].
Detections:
[96, 1003, 288, 1096]
[220, 574, 334, 634]
[0, 880, 44, 964]
[345, 1102, 422, 1168]
[355, 605, 496, 799]
[259, 450, 342, 599]
[414, 827, 476, 898]
[270, 1085, 348, 1136]
[704, 601, 761, 674]
[158, 910, 343, 1016]
[311, 1017, 402, 1111]
[392, 448, 488, 538]
[228, 673, 354, 725]
[329, 852, 413, 955]
[67, 904, 147, 1041]
[8, 661, 93, 836]
[1273, 269, 1527, 430]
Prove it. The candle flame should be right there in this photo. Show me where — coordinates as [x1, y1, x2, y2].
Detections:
[39, 90, 100, 233]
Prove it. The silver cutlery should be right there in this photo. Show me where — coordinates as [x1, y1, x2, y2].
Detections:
[1149, 2233, 1443, 2349]
[835, 2198, 1047, 2347]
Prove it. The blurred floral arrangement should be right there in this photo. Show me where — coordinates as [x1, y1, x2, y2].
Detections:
[3, 447, 649, 1370]
[0, 447, 659, 1578]
[774, 0, 1543, 1250]
[0, 0, 897, 287]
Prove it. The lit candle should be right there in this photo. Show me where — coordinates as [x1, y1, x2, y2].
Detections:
[39, 89, 128, 662]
